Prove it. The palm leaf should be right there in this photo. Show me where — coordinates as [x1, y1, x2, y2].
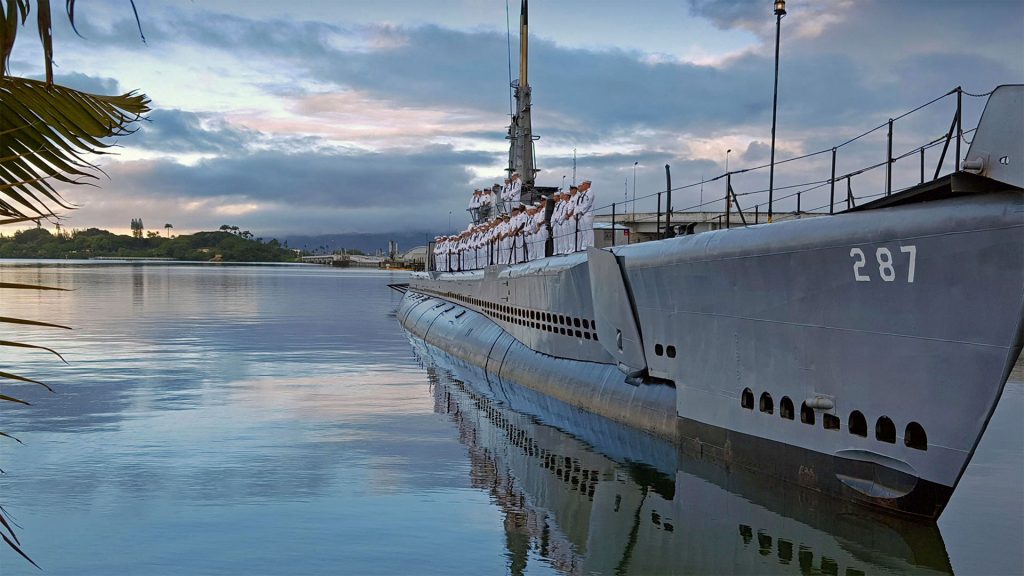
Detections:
[0, 315, 71, 330]
[2, 4, 148, 568]
[0, 1, 30, 78]
[0, 76, 149, 220]
[0, 371, 54, 392]
[0, 340, 68, 363]
[0, 281, 66, 290]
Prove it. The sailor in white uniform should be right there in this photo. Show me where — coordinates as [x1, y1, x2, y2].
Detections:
[565, 186, 579, 253]
[498, 213, 512, 265]
[454, 233, 463, 272]
[487, 218, 499, 265]
[551, 192, 566, 255]
[576, 180, 595, 250]
[468, 190, 480, 222]
[518, 204, 531, 263]
[499, 178, 512, 213]
[437, 236, 447, 271]
[479, 187, 494, 221]
[529, 199, 548, 260]
[522, 203, 537, 261]
[509, 205, 526, 263]
[508, 173, 522, 207]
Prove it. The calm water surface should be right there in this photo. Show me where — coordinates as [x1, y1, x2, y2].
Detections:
[0, 262, 1021, 575]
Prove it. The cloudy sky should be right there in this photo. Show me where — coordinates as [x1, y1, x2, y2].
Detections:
[7, 0, 1023, 238]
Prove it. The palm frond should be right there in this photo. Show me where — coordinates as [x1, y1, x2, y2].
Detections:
[0, 281, 66, 290]
[0, 77, 149, 220]
[0, 1, 31, 78]
[1, 3, 149, 567]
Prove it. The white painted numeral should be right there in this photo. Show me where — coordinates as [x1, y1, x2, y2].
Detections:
[850, 248, 870, 281]
[876, 247, 895, 281]
[900, 245, 917, 283]
[850, 244, 918, 283]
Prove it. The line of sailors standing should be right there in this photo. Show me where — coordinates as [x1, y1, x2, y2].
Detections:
[467, 172, 521, 222]
[433, 178, 595, 272]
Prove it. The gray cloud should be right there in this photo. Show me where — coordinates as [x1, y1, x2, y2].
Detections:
[131, 109, 255, 153]
[74, 143, 498, 236]
[34, 1, 1024, 235]
[52, 72, 122, 94]
[686, 0, 762, 30]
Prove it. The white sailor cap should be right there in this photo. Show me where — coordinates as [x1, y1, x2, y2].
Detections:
[532, 202, 541, 207]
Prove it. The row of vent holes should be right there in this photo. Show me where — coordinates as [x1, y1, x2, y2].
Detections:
[509, 316, 594, 340]
[653, 344, 677, 358]
[741, 389, 927, 450]
[444, 291, 596, 331]
[430, 288, 599, 340]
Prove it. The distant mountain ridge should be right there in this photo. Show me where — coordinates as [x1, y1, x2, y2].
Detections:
[283, 232, 433, 254]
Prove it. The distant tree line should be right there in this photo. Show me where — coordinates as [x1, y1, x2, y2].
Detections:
[0, 227, 296, 262]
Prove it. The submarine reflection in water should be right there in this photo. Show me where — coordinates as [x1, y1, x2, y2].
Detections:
[414, 339, 952, 575]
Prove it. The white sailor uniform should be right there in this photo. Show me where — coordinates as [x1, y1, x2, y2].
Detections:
[576, 186, 595, 250]
[530, 208, 548, 260]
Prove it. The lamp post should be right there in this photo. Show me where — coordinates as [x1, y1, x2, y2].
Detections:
[725, 148, 732, 173]
[768, 0, 786, 223]
[632, 161, 638, 222]
[624, 178, 629, 243]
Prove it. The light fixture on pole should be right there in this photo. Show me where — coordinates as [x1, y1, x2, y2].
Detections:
[768, 0, 786, 223]
[726, 148, 732, 173]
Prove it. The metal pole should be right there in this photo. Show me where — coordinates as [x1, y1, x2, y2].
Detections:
[611, 202, 616, 247]
[796, 192, 801, 215]
[886, 118, 893, 196]
[920, 147, 925, 183]
[829, 147, 836, 215]
[656, 192, 662, 239]
[725, 172, 732, 229]
[632, 161, 638, 224]
[624, 178, 629, 244]
[768, 9, 784, 223]
[755, 204, 759, 224]
[665, 164, 672, 237]
[955, 87, 962, 171]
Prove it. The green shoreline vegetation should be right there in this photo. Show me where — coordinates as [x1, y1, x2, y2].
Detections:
[0, 227, 296, 262]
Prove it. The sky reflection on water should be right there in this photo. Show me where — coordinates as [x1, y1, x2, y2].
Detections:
[0, 262, 1020, 575]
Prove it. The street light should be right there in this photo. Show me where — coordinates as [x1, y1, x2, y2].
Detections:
[768, 0, 786, 223]
[725, 148, 732, 173]
[624, 178, 629, 243]
[632, 161, 638, 220]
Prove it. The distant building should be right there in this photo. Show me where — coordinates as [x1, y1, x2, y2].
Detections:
[402, 246, 427, 264]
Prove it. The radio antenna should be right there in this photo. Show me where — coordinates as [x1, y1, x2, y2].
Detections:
[505, 0, 515, 119]
[572, 147, 577, 186]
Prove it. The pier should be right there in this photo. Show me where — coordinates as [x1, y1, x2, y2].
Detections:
[299, 254, 403, 268]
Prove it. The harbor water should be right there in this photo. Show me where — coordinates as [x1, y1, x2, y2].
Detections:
[0, 262, 1021, 575]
